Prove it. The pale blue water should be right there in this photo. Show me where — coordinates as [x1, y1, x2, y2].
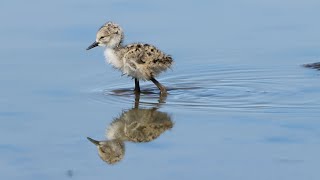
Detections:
[1, 0, 320, 180]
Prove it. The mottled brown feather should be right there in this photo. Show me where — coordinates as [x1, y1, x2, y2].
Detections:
[116, 43, 173, 80]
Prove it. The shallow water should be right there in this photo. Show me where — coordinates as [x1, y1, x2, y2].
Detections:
[1, 0, 320, 180]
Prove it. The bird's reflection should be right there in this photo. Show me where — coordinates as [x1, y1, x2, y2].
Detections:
[87, 93, 173, 164]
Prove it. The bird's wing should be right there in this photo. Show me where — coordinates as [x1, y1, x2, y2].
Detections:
[122, 44, 146, 64]
[122, 44, 173, 79]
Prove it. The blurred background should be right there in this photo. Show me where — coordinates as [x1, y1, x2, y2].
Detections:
[1, 0, 320, 180]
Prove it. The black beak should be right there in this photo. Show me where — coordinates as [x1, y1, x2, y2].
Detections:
[86, 41, 99, 50]
[87, 137, 100, 145]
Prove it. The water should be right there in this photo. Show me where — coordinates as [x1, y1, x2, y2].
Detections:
[1, 0, 320, 180]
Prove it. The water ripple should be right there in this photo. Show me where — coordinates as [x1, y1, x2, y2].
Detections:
[87, 64, 320, 112]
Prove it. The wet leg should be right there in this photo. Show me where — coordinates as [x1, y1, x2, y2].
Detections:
[134, 91, 141, 109]
[134, 78, 140, 93]
[150, 78, 167, 94]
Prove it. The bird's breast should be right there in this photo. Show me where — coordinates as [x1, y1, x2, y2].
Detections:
[104, 48, 123, 69]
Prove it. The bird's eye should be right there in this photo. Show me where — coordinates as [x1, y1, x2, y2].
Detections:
[99, 36, 105, 40]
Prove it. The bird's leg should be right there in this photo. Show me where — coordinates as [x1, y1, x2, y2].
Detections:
[158, 92, 167, 104]
[134, 91, 141, 109]
[150, 77, 167, 94]
[134, 78, 141, 93]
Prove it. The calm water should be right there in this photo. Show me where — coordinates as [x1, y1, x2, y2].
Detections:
[1, 0, 320, 179]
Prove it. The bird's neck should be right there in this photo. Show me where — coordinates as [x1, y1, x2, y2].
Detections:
[107, 42, 122, 49]
[105, 43, 123, 53]
[107, 35, 124, 49]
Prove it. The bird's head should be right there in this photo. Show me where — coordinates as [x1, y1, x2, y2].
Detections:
[87, 137, 125, 164]
[87, 22, 124, 50]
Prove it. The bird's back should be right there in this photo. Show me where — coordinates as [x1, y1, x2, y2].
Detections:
[119, 43, 173, 80]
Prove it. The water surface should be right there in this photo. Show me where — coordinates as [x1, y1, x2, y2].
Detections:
[1, 1, 320, 180]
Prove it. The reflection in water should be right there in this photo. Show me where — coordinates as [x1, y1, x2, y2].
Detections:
[303, 62, 320, 70]
[87, 93, 173, 164]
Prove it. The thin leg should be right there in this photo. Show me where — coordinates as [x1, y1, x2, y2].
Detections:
[134, 91, 141, 109]
[158, 91, 167, 104]
[150, 77, 167, 94]
[134, 78, 140, 93]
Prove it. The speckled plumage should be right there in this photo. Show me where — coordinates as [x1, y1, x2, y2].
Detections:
[114, 43, 173, 80]
[87, 107, 173, 164]
[110, 108, 173, 142]
[87, 22, 173, 93]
